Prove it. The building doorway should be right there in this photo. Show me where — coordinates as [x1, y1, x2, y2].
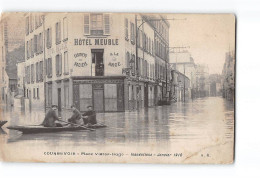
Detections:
[91, 49, 104, 76]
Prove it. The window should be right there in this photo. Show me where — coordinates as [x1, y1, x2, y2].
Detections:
[130, 54, 135, 75]
[84, 13, 110, 36]
[37, 88, 39, 99]
[55, 22, 61, 44]
[30, 39, 34, 57]
[56, 54, 62, 76]
[46, 28, 52, 48]
[126, 52, 130, 68]
[39, 61, 43, 81]
[26, 41, 29, 59]
[125, 18, 128, 40]
[36, 62, 39, 82]
[31, 64, 34, 83]
[104, 84, 117, 111]
[84, 14, 90, 35]
[90, 14, 103, 35]
[64, 51, 69, 74]
[47, 58, 52, 77]
[27, 66, 30, 84]
[104, 14, 110, 35]
[34, 35, 37, 54]
[63, 17, 68, 40]
[79, 84, 92, 111]
[26, 16, 29, 35]
[33, 88, 35, 99]
[130, 22, 135, 44]
[2, 67, 4, 82]
[38, 33, 43, 53]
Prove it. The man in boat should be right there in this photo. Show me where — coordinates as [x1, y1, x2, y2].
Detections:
[82, 106, 97, 125]
[68, 105, 83, 125]
[42, 105, 63, 127]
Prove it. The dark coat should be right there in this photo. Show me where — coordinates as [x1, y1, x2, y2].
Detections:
[68, 108, 82, 123]
[82, 110, 97, 125]
[42, 109, 59, 127]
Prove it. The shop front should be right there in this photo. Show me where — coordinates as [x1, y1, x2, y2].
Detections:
[72, 76, 125, 112]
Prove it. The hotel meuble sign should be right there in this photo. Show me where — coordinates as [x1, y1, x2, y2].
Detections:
[74, 38, 119, 46]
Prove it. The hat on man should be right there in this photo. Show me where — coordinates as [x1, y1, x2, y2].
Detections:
[52, 104, 58, 108]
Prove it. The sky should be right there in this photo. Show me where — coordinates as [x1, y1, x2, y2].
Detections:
[168, 14, 235, 74]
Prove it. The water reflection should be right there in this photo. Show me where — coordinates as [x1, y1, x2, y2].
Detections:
[0, 97, 234, 147]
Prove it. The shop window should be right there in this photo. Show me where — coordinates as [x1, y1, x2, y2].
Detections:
[79, 84, 92, 111]
[104, 84, 117, 111]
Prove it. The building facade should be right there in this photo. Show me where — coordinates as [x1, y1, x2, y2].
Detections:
[170, 69, 190, 102]
[0, 16, 8, 105]
[22, 13, 170, 116]
[222, 51, 235, 101]
[170, 51, 197, 99]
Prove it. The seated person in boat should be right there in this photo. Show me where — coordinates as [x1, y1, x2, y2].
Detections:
[82, 106, 97, 125]
[68, 105, 83, 125]
[42, 105, 62, 127]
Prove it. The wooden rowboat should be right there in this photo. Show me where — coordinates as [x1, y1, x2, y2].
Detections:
[7, 123, 106, 134]
[0, 121, 7, 128]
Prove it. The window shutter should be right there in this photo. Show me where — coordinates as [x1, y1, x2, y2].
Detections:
[59, 54, 62, 75]
[49, 27, 52, 48]
[59, 22, 61, 43]
[103, 14, 110, 35]
[84, 14, 90, 35]
[56, 55, 58, 75]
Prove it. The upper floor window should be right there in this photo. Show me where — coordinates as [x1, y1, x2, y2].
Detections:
[125, 18, 128, 40]
[84, 13, 110, 36]
[55, 22, 61, 44]
[64, 51, 69, 75]
[26, 16, 29, 35]
[56, 54, 62, 76]
[46, 28, 52, 49]
[63, 17, 68, 40]
[46, 58, 52, 78]
[130, 22, 135, 44]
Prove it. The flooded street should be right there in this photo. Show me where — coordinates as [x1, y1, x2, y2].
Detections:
[0, 97, 234, 149]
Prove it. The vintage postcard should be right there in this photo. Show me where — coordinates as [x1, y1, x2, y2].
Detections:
[0, 12, 235, 163]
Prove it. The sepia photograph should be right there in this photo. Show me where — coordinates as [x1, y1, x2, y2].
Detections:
[0, 12, 235, 164]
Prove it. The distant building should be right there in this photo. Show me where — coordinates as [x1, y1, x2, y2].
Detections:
[196, 64, 210, 98]
[222, 51, 235, 101]
[0, 13, 25, 106]
[170, 69, 190, 102]
[170, 51, 197, 99]
[209, 74, 222, 96]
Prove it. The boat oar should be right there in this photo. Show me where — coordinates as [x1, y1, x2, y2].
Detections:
[58, 119, 95, 131]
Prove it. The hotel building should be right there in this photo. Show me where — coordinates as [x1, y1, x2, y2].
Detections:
[23, 13, 170, 116]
